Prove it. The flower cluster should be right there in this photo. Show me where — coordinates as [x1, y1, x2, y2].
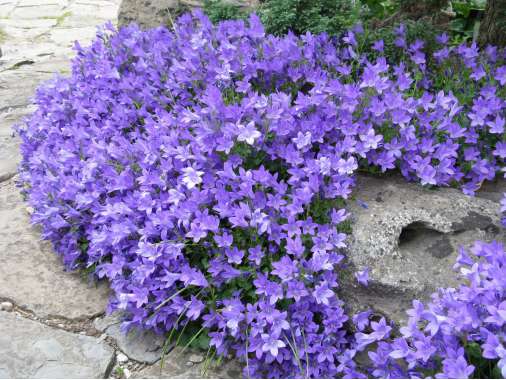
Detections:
[17, 11, 504, 378]
[357, 241, 506, 379]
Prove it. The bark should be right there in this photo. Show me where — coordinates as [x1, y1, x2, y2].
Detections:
[478, 0, 506, 47]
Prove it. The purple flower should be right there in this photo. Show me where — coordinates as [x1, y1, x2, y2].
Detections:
[261, 333, 286, 357]
[181, 166, 204, 189]
[313, 283, 334, 306]
[237, 121, 261, 145]
[355, 267, 369, 286]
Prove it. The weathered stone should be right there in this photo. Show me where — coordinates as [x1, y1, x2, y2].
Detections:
[0, 311, 115, 378]
[0, 18, 57, 29]
[0, 301, 13, 311]
[341, 174, 506, 325]
[0, 1, 16, 18]
[117, 352, 129, 363]
[0, 179, 110, 319]
[117, 0, 258, 28]
[188, 353, 204, 363]
[117, 0, 181, 29]
[50, 26, 99, 48]
[0, 135, 20, 182]
[132, 347, 242, 379]
[10, 4, 63, 19]
[94, 313, 166, 364]
[477, 177, 506, 203]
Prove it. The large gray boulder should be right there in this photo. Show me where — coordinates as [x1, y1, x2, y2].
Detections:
[341, 174, 505, 325]
[117, 0, 258, 29]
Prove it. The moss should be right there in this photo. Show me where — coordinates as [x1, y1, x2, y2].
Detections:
[55, 11, 72, 26]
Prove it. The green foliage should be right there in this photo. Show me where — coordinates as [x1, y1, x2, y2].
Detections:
[450, 0, 487, 43]
[465, 342, 502, 379]
[361, 0, 398, 19]
[358, 19, 442, 65]
[202, 0, 490, 46]
[258, 0, 362, 36]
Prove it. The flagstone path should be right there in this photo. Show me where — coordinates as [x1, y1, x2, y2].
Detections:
[0, 1, 239, 378]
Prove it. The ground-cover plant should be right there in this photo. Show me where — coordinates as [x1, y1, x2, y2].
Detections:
[17, 11, 505, 378]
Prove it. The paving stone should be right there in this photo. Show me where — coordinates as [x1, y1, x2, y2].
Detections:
[0, 179, 110, 319]
[1, 25, 51, 40]
[0, 71, 41, 111]
[50, 26, 99, 48]
[0, 135, 20, 181]
[17, 0, 66, 6]
[0, 42, 66, 65]
[0, 311, 115, 378]
[10, 4, 63, 19]
[0, 1, 16, 18]
[133, 347, 242, 379]
[0, 18, 57, 29]
[94, 313, 166, 364]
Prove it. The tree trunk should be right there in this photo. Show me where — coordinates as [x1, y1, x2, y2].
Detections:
[478, 0, 506, 47]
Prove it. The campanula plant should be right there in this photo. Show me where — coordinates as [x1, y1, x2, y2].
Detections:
[17, 11, 505, 378]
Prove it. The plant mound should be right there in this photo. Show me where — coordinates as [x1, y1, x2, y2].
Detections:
[18, 12, 506, 378]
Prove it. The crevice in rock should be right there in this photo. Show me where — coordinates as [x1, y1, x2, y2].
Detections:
[0, 171, 17, 183]
[0, 295, 103, 336]
[398, 221, 443, 248]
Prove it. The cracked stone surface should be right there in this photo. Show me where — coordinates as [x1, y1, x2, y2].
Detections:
[94, 313, 166, 364]
[132, 347, 241, 379]
[0, 311, 115, 378]
[0, 178, 111, 319]
[341, 173, 506, 324]
[0, 1, 122, 378]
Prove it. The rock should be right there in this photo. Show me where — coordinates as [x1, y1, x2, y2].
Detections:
[117, 0, 258, 29]
[10, 4, 63, 19]
[189, 353, 204, 363]
[0, 179, 110, 319]
[341, 174, 506, 325]
[117, 352, 129, 363]
[94, 313, 166, 364]
[117, 0, 180, 29]
[0, 311, 115, 378]
[132, 347, 242, 379]
[0, 301, 13, 311]
[477, 176, 506, 203]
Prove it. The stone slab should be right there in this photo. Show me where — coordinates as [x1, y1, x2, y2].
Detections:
[0, 311, 115, 378]
[94, 313, 166, 364]
[133, 347, 241, 379]
[0, 135, 20, 181]
[10, 4, 63, 19]
[0, 178, 110, 319]
[50, 26, 99, 48]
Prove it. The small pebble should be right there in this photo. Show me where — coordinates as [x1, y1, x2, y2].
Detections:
[0, 301, 13, 312]
[185, 361, 194, 367]
[26, 206, 34, 214]
[189, 353, 204, 363]
[123, 368, 131, 378]
[117, 353, 128, 363]
[57, 323, 64, 328]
